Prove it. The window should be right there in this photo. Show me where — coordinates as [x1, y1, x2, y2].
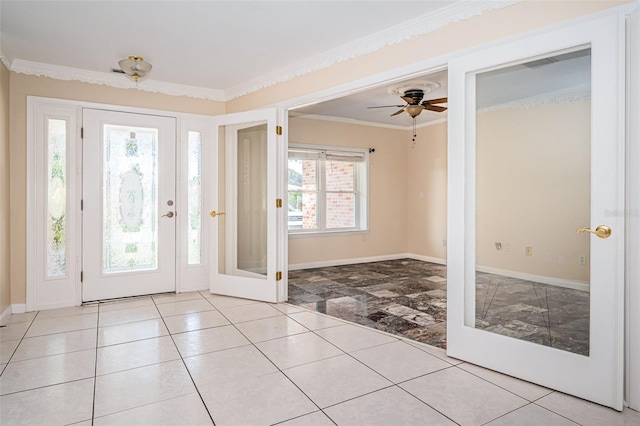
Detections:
[288, 145, 368, 234]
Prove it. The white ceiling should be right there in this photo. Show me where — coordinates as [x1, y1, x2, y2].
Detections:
[1, 1, 590, 129]
[292, 70, 449, 128]
[0, 0, 454, 94]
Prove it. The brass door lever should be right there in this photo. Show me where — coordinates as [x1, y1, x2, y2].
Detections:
[576, 225, 611, 238]
[210, 210, 225, 218]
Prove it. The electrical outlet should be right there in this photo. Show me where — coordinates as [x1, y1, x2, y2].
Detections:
[579, 255, 586, 265]
[505, 244, 511, 252]
[442, 239, 447, 247]
[525, 246, 533, 256]
[495, 242, 502, 250]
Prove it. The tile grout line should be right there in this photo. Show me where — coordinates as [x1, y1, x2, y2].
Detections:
[91, 303, 100, 426]
[209, 300, 330, 424]
[150, 293, 217, 426]
[0, 311, 40, 370]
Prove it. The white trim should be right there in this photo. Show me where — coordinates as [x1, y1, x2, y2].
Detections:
[288, 253, 587, 292]
[224, 1, 519, 100]
[290, 113, 449, 132]
[3, 2, 517, 102]
[476, 265, 589, 292]
[11, 60, 226, 101]
[625, 1, 640, 411]
[0, 305, 12, 326]
[11, 304, 26, 315]
[406, 254, 447, 265]
[288, 253, 411, 271]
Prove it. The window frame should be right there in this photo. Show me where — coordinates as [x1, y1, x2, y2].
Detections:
[288, 143, 369, 236]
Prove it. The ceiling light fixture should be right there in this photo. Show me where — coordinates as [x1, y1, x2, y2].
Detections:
[117, 55, 152, 82]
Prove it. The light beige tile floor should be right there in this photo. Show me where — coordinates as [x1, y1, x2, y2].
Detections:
[0, 291, 638, 425]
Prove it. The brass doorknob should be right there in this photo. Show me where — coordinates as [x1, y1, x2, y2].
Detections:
[576, 225, 611, 238]
[210, 210, 225, 218]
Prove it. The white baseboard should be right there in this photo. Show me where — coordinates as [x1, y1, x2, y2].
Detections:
[288, 253, 412, 271]
[288, 253, 588, 291]
[0, 305, 12, 326]
[11, 304, 27, 314]
[475, 265, 589, 292]
[405, 254, 447, 265]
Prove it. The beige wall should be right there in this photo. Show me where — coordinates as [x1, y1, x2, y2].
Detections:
[9, 74, 225, 304]
[288, 117, 408, 265]
[406, 121, 448, 261]
[1, 62, 10, 314]
[290, 101, 591, 284]
[476, 101, 591, 282]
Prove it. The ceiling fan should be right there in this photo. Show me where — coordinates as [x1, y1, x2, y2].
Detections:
[368, 89, 448, 118]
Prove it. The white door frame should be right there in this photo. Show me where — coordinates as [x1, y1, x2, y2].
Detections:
[26, 97, 213, 309]
[271, 4, 636, 409]
[624, 2, 640, 411]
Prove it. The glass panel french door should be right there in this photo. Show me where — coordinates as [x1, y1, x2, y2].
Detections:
[209, 109, 283, 302]
[447, 14, 624, 409]
[82, 109, 176, 301]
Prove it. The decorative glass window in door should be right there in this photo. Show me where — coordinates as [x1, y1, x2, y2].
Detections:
[102, 125, 159, 273]
[47, 118, 68, 278]
[187, 131, 202, 265]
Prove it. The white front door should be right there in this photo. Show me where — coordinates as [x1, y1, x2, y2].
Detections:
[447, 14, 625, 409]
[82, 109, 177, 301]
[208, 109, 285, 303]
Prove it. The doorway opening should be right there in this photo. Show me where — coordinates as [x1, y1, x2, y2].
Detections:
[285, 48, 593, 357]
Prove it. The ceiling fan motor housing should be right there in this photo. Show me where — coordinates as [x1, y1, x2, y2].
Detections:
[403, 89, 424, 104]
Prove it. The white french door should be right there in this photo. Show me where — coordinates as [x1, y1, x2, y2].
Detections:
[447, 16, 624, 410]
[447, 14, 625, 409]
[82, 109, 177, 301]
[208, 109, 284, 303]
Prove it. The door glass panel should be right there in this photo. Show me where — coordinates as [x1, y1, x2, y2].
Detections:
[473, 48, 591, 356]
[103, 125, 159, 274]
[217, 122, 269, 279]
[187, 131, 202, 265]
[47, 118, 67, 278]
[236, 124, 268, 277]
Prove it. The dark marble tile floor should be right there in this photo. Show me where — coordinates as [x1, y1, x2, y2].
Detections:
[287, 259, 589, 355]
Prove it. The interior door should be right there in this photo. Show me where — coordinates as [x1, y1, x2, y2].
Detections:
[209, 109, 284, 303]
[82, 109, 177, 301]
[447, 14, 625, 409]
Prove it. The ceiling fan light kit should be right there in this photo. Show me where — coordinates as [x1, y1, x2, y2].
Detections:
[117, 55, 152, 82]
[369, 81, 448, 142]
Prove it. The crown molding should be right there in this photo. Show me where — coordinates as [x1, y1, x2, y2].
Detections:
[4, 1, 518, 102]
[224, 0, 519, 100]
[290, 112, 448, 131]
[0, 49, 10, 70]
[9, 59, 226, 101]
[478, 86, 591, 113]
[291, 113, 409, 130]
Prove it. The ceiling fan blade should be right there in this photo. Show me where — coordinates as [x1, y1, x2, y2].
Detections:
[390, 109, 406, 117]
[423, 104, 447, 113]
[367, 105, 406, 109]
[401, 96, 419, 104]
[422, 97, 448, 105]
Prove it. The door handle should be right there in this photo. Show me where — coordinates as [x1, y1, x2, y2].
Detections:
[161, 211, 175, 218]
[576, 225, 611, 238]
[209, 210, 225, 218]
